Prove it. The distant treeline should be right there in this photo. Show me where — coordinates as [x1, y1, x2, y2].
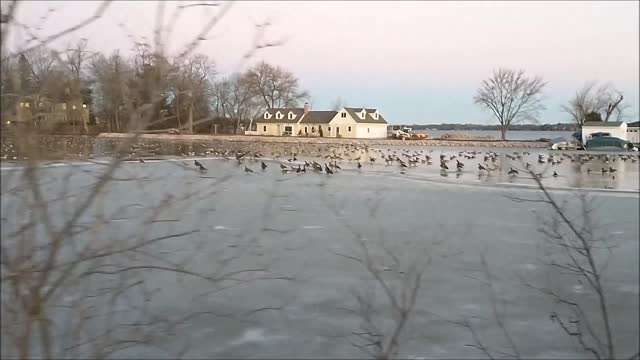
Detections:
[401, 123, 578, 131]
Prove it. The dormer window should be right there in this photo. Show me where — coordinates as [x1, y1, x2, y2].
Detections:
[288, 112, 295, 120]
[341, 112, 347, 118]
[264, 112, 271, 119]
[276, 111, 284, 120]
[360, 110, 366, 119]
[373, 113, 379, 120]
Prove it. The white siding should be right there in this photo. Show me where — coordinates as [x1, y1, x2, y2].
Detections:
[327, 110, 358, 138]
[256, 123, 293, 136]
[628, 127, 640, 144]
[355, 124, 388, 139]
[581, 124, 627, 145]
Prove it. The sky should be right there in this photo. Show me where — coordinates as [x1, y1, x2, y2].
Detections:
[8, 0, 640, 125]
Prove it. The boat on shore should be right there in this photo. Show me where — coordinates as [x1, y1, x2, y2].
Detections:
[585, 136, 633, 151]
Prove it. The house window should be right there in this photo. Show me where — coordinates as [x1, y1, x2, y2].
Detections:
[348, 126, 351, 132]
[83, 104, 87, 108]
[19, 102, 24, 107]
[62, 103, 67, 110]
[276, 112, 283, 120]
[305, 126, 308, 134]
[72, 105, 76, 110]
[341, 112, 346, 118]
[312, 126, 315, 133]
[367, 128, 370, 133]
[328, 127, 331, 131]
[263, 126, 267, 131]
[25, 102, 30, 108]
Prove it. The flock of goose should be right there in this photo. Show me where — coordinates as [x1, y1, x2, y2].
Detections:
[157, 147, 639, 181]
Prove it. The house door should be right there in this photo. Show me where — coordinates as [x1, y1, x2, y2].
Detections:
[336, 127, 340, 136]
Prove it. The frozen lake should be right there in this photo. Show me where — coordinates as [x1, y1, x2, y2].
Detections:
[1, 156, 638, 359]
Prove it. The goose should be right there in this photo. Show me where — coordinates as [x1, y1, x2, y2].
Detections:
[244, 166, 253, 173]
[553, 171, 559, 177]
[609, 167, 617, 173]
[508, 167, 519, 176]
[601, 168, 609, 174]
[478, 164, 487, 171]
[296, 165, 302, 173]
[139, 158, 145, 163]
[261, 161, 268, 170]
[456, 159, 464, 170]
[324, 163, 334, 175]
[334, 161, 342, 170]
[440, 161, 448, 171]
[357, 161, 362, 169]
[280, 163, 288, 170]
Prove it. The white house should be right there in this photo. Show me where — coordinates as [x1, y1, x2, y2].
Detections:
[581, 121, 627, 145]
[627, 121, 639, 145]
[255, 103, 389, 139]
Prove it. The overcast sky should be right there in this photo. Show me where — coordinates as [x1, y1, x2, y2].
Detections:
[10, 1, 640, 124]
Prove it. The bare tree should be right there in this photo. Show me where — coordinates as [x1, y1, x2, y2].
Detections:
[61, 39, 93, 133]
[324, 193, 431, 360]
[167, 53, 215, 133]
[561, 82, 628, 127]
[245, 61, 309, 109]
[461, 165, 639, 360]
[455, 168, 639, 360]
[1, 2, 290, 358]
[474, 68, 546, 140]
[224, 73, 261, 134]
[90, 50, 132, 132]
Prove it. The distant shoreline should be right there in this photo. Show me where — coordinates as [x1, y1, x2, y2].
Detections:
[392, 124, 578, 132]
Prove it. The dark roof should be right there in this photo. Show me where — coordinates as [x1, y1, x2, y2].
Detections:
[344, 107, 388, 124]
[299, 111, 337, 124]
[627, 121, 639, 127]
[583, 121, 624, 127]
[256, 108, 304, 123]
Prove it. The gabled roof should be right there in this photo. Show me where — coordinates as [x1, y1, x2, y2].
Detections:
[344, 107, 388, 124]
[583, 121, 625, 127]
[299, 111, 337, 124]
[257, 108, 304, 123]
[627, 121, 639, 128]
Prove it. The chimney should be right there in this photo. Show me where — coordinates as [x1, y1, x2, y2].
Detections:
[303, 102, 310, 114]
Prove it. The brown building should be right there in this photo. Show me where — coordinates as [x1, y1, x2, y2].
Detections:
[8, 96, 90, 132]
